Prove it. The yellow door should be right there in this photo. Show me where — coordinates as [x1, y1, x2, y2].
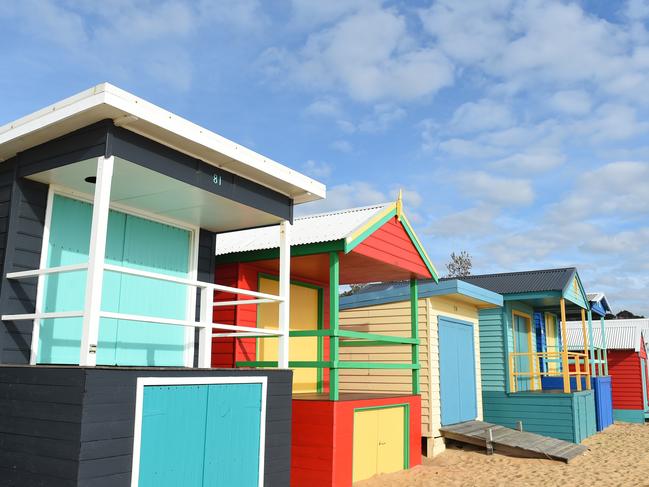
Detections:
[257, 277, 319, 393]
[352, 409, 379, 483]
[545, 313, 559, 373]
[377, 406, 405, 475]
[352, 407, 405, 483]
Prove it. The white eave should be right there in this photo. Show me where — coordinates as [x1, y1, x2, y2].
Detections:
[0, 83, 326, 204]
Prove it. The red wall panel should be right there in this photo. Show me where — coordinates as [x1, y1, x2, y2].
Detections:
[608, 350, 644, 410]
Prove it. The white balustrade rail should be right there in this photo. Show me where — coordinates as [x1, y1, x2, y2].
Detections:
[1, 263, 285, 367]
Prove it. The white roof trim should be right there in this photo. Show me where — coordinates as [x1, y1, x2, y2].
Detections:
[0, 83, 325, 204]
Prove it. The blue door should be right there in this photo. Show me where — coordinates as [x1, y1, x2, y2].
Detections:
[439, 317, 477, 425]
[138, 382, 263, 487]
[39, 194, 190, 366]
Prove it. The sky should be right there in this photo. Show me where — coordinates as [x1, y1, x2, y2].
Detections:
[1, 0, 648, 315]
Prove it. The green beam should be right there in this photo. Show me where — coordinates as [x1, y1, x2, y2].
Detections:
[290, 329, 333, 337]
[337, 362, 420, 370]
[339, 340, 408, 347]
[337, 329, 418, 344]
[410, 278, 420, 394]
[329, 251, 340, 400]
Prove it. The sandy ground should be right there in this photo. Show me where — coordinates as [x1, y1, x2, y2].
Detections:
[356, 423, 649, 486]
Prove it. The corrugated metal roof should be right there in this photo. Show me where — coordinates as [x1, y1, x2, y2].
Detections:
[566, 319, 649, 351]
[215, 203, 390, 255]
[459, 268, 576, 295]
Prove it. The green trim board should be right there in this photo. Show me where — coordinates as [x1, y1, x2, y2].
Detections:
[400, 215, 438, 281]
[330, 251, 340, 401]
[352, 403, 410, 473]
[410, 278, 420, 394]
[255, 272, 325, 393]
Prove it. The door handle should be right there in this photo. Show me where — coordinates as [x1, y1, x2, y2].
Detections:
[378, 441, 386, 446]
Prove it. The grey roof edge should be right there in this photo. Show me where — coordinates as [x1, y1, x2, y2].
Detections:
[339, 278, 503, 310]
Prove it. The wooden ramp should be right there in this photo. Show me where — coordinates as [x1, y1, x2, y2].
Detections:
[440, 420, 588, 463]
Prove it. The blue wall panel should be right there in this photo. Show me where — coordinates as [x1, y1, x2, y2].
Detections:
[592, 376, 613, 431]
[439, 317, 477, 425]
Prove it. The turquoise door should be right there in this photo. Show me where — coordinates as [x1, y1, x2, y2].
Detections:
[39, 194, 190, 366]
[513, 314, 532, 391]
[138, 382, 263, 487]
[439, 317, 477, 425]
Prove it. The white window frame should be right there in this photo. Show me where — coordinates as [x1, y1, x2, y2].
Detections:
[130, 375, 268, 487]
[32, 184, 200, 367]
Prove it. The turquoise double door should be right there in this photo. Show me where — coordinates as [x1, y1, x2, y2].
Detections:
[38, 194, 191, 366]
[138, 382, 263, 487]
[439, 317, 477, 425]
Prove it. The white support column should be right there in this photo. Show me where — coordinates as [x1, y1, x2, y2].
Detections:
[79, 156, 114, 366]
[197, 286, 213, 368]
[277, 220, 291, 368]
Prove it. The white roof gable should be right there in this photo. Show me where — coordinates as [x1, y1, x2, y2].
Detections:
[0, 83, 325, 204]
[216, 203, 390, 255]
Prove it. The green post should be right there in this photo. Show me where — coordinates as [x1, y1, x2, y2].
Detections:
[587, 309, 596, 377]
[410, 278, 420, 394]
[329, 251, 340, 401]
[601, 316, 609, 376]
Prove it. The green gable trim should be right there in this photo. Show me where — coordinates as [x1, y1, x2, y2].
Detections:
[344, 208, 397, 253]
[400, 216, 439, 281]
[216, 240, 345, 264]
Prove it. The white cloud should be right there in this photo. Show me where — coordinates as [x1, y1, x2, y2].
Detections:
[456, 171, 534, 206]
[550, 90, 592, 115]
[260, 6, 454, 102]
[449, 99, 515, 133]
[427, 205, 499, 237]
[578, 104, 649, 141]
[305, 97, 343, 118]
[0, 0, 267, 91]
[301, 160, 332, 180]
[357, 104, 406, 133]
[491, 148, 565, 173]
[330, 140, 353, 153]
[295, 181, 387, 215]
[548, 161, 649, 222]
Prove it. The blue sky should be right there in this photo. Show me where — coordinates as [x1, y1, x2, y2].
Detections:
[1, 0, 648, 315]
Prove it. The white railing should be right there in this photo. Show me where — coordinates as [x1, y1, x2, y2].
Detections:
[1, 263, 285, 367]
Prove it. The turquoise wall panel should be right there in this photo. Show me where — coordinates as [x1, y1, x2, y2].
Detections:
[439, 317, 477, 425]
[39, 195, 127, 364]
[203, 383, 262, 486]
[115, 214, 189, 366]
[572, 390, 597, 442]
[139, 383, 262, 487]
[39, 194, 190, 366]
[613, 408, 646, 423]
[478, 308, 507, 392]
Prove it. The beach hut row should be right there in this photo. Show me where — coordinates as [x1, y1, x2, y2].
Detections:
[0, 85, 628, 487]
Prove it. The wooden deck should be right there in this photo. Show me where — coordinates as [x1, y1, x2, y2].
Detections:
[440, 420, 588, 463]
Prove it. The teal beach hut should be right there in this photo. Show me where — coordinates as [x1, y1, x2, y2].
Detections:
[460, 268, 597, 443]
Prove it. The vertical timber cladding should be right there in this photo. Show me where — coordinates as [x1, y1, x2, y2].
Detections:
[0, 366, 293, 486]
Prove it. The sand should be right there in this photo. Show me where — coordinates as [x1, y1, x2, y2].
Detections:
[356, 423, 649, 486]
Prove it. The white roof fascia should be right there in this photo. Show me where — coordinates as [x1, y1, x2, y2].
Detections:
[0, 83, 325, 204]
